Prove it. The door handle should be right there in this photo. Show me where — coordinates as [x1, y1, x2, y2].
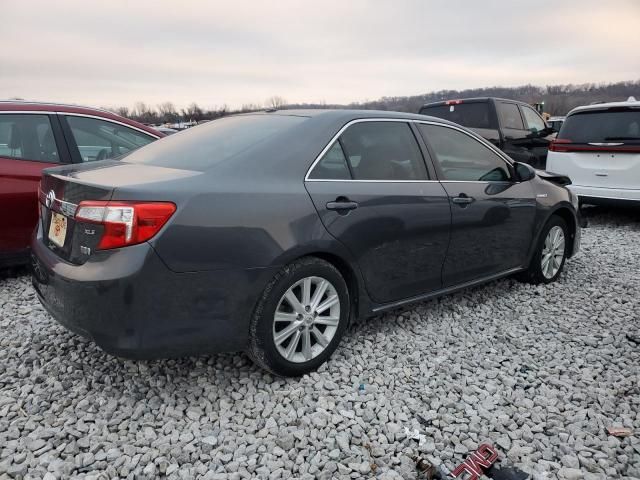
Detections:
[326, 199, 359, 211]
[452, 194, 475, 205]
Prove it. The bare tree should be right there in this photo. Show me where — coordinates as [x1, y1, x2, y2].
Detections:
[157, 102, 179, 123]
[113, 106, 130, 118]
[265, 96, 287, 109]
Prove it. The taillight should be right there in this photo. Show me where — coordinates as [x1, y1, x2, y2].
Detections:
[549, 138, 572, 152]
[445, 99, 463, 105]
[75, 201, 176, 250]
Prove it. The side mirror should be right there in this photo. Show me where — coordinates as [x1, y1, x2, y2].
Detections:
[514, 162, 536, 182]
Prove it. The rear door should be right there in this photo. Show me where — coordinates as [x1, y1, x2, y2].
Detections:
[305, 120, 451, 304]
[551, 108, 640, 189]
[416, 122, 537, 287]
[0, 113, 70, 256]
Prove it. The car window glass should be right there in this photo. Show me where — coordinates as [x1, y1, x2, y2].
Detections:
[558, 110, 640, 143]
[125, 115, 306, 171]
[521, 106, 546, 133]
[66, 116, 155, 162]
[0, 114, 60, 163]
[308, 141, 351, 179]
[498, 103, 525, 130]
[339, 122, 427, 180]
[419, 103, 493, 129]
[419, 124, 511, 182]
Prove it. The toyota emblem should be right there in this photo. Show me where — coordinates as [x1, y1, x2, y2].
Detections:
[45, 190, 56, 208]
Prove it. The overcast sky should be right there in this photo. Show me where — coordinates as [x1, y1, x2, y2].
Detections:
[2, 0, 639, 110]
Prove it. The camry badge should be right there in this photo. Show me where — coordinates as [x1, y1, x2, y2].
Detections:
[45, 190, 56, 208]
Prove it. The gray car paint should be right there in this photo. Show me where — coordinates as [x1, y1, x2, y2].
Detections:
[32, 109, 580, 358]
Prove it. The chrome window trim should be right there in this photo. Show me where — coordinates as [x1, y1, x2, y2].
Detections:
[304, 118, 514, 183]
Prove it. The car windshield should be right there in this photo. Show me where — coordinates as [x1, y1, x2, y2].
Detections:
[558, 109, 640, 143]
[124, 114, 307, 170]
[419, 103, 493, 129]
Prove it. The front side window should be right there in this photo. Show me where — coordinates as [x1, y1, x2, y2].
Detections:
[0, 114, 60, 163]
[418, 124, 511, 182]
[498, 102, 525, 130]
[521, 106, 546, 133]
[65, 116, 155, 162]
[338, 122, 427, 180]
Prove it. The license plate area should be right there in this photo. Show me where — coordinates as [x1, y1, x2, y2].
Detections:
[48, 212, 68, 248]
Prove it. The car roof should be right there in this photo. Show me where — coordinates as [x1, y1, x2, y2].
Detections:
[249, 108, 463, 127]
[0, 100, 163, 137]
[420, 97, 531, 108]
[567, 99, 640, 116]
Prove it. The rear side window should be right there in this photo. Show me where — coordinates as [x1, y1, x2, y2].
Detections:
[126, 115, 306, 170]
[497, 103, 525, 130]
[308, 141, 351, 180]
[0, 114, 60, 163]
[419, 103, 492, 129]
[338, 122, 427, 180]
[520, 106, 546, 133]
[558, 110, 640, 144]
[66, 116, 155, 162]
[419, 124, 510, 182]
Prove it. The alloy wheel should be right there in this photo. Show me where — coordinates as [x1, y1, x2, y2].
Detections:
[272, 276, 340, 363]
[541, 225, 565, 279]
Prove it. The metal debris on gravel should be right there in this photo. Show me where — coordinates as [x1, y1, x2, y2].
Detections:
[0, 207, 639, 479]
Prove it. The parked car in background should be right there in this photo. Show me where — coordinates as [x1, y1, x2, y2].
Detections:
[547, 98, 640, 205]
[32, 110, 580, 376]
[0, 101, 163, 267]
[152, 125, 178, 135]
[419, 98, 554, 169]
[548, 116, 565, 133]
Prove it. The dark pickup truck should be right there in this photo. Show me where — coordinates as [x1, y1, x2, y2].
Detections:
[419, 97, 555, 169]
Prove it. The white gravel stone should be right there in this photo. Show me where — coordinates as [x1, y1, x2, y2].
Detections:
[0, 207, 638, 479]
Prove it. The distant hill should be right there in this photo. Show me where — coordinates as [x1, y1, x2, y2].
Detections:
[286, 80, 640, 116]
[118, 80, 640, 124]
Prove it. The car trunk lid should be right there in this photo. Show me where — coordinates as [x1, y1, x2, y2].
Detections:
[39, 162, 198, 264]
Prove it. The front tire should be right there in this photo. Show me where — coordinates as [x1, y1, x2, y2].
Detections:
[519, 215, 569, 284]
[248, 257, 350, 377]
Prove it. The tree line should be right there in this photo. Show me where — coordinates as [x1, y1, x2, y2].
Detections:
[111, 80, 639, 124]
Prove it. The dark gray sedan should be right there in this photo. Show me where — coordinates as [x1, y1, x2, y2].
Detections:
[32, 110, 580, 376]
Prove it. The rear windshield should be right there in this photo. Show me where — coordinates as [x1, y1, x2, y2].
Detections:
[124, 114, 306, 170]
[419, 103, 493, 129]
[558, 109, 640, 144]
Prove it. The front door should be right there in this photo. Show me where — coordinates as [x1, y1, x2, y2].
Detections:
[417, 123, 537, 287]
[496, 101, 541, 167]
[305, 120, 451, 304]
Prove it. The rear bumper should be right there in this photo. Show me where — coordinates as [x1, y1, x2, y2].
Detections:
[569, 185, 640, 203]
[31, 224, 277, 359]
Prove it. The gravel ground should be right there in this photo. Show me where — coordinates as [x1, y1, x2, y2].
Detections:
[1, 206, 639, 480]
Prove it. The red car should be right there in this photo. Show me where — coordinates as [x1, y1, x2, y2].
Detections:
[0, 101, 163, 267]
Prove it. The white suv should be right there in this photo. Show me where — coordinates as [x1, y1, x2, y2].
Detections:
[546, 97, 640, 205]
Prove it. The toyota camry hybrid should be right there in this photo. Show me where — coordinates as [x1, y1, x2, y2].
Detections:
[32, 110, 580, 376]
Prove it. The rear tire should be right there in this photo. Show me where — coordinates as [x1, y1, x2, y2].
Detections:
[248, 257, 350, 377]
[518, 215, 569, 284]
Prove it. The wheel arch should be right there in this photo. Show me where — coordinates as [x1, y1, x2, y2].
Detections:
[548, 205, 578, 257]
[302, 251, 364, 323]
